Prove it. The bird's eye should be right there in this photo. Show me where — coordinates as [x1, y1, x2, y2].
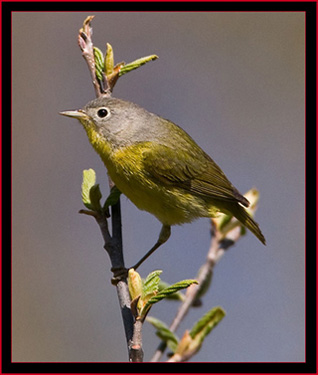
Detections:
[97, 108, 110, 118]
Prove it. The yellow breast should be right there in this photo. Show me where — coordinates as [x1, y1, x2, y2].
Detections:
[83, 126, 215, 225]
[103, 144, 213, 225]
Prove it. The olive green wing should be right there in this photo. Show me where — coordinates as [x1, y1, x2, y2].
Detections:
[142, 143, 249, 207]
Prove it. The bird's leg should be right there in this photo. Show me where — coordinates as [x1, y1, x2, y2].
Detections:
[132, 225, 171, 270]
[112, 225, 171, 282]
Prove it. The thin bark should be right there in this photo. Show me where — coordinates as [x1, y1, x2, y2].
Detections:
[77, 16, 140, 362]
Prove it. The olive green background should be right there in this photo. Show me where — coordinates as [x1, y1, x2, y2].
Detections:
[12, 12, 305, 362]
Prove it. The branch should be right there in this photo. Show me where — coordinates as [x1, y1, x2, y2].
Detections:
[77, 17, 136, 361]
[78, 16, 102, 98]
[130, 319, 144, 362]
[76, 15, 158, 362]
[150, 221, 224, 362]
[79, 209, 133, 356]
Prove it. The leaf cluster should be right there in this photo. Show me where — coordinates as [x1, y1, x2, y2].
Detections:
[128, 269, 197, 321]
[78, 15, 158, 95]
[147, 306, 225, 361]
[81, 168, 121, 215]
[93, 43, 158, 94]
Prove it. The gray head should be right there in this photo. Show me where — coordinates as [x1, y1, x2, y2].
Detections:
[61, 96, 165, 148]
[61, 96, 198, 151]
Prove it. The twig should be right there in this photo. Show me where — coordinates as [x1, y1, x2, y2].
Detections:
[150, 220, 240, 362]
[77, 16, 140, 361]
[78, 16, 102, 98]
[130, 319, 144, 362]
[79, 209, 134, 357]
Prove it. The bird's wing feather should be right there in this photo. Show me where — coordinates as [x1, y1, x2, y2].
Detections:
[142, 143, 249, 207]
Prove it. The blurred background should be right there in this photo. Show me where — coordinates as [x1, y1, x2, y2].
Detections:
[12, 12, 305, 362]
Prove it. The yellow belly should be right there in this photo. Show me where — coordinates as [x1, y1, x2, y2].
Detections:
[83, 127, 219, 225]
[104, 144, 218, 226]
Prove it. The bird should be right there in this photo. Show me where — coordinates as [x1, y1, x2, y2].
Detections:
[61, 96, 266, 269]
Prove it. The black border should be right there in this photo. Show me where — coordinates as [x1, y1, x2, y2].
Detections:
[3, 1, 315, 374]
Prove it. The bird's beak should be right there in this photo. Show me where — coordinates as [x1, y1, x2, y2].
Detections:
[59, 109, 88, 119]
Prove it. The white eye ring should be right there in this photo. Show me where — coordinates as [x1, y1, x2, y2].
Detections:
[97, 107, 110, 118]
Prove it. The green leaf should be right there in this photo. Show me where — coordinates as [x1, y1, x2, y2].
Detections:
[155, 279, 198, 300]
[93, 46, 104, 81]
[142, 270, 162, 296]
[119, 55, 158, 76]
[105, 43, 114, 76]
[138, 270, 163, 317]
[141, 279, 197, 316]
[189, 306, 226, 342]
[89, 184, 102, 212]
[158, 280, 185, 302]
[146, 316, 179, 353]
[128, 269, 143, 302]
[82, 169, 96, 209]
[172, 307, 226, 360]
[103, 186, 121, 210]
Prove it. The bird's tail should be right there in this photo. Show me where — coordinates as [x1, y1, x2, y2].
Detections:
[224, 203, 266, 245]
